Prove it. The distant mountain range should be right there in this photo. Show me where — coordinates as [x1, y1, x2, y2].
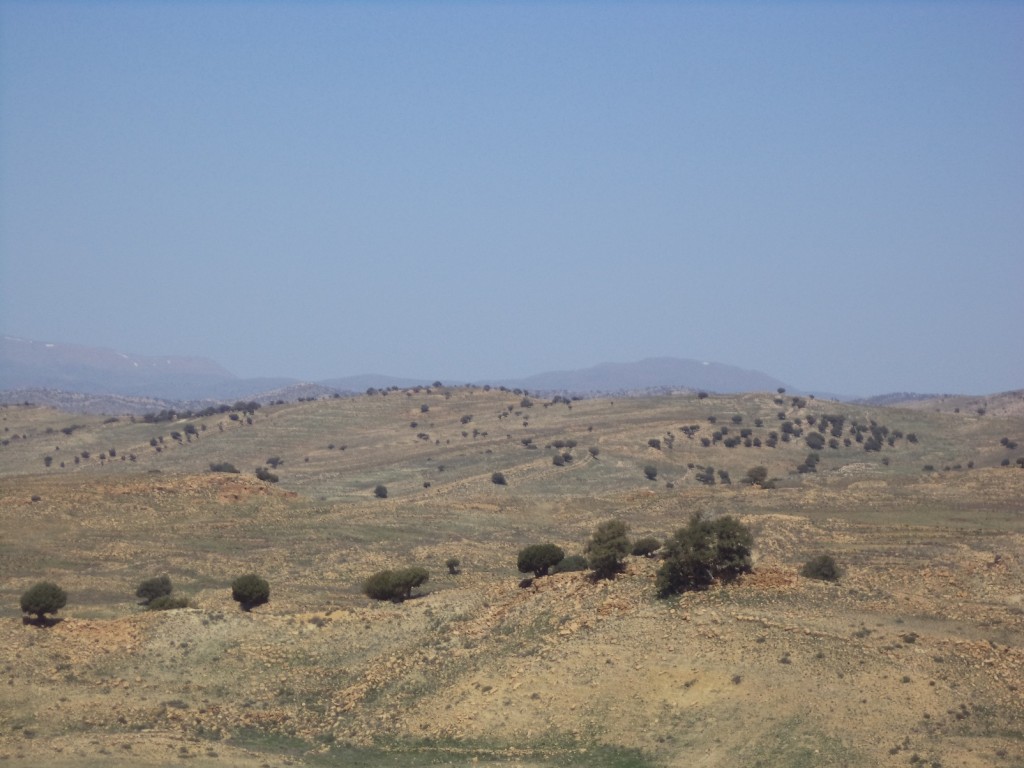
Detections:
[1, 334, 796, 404]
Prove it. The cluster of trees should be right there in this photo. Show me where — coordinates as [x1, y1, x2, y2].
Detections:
[515, 514, 768, 598]
[18, 572, 273, 624]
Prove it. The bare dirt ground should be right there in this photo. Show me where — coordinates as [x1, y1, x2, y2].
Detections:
[1, 390, 1022, 767]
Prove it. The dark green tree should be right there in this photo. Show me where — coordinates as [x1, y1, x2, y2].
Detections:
[517, 543, 566, 578]
[586, 519, 631, 579]
[231, 574, 270, 611]
[364, 567, 429, 602]
[656, 514, 753, 597]
[20, 582, 67, 624]
[744, 466, 769, 486]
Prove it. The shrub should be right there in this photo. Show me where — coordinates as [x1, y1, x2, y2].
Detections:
[643, 464, 658, 481]
[805, 432, 826, 451]
[363, 567, 429, 602]
[656, 514, 753, 597]
[801, 554, 843, 582]
[266, 456, 283, 468]
[552, 454, 565, 466]
[446, 558, 461, 575]
[517, 544, 566, 578]
[136, 575, 172, 605]
[491, 472, 507, 485]
[20, 582, 67, 623]
[631, 537, 661, 557]
[744, 466, 769, 486]
[255, 467, 279, 483]
[588, 447, 600, 458]
[209, 462, 240, 474]
[148, 595, 190, 611]
[586, 519, 631, 580]
[648, 438, 662, 450]
[231, 574, 270, 611]
[552, 554, 588, 573]
[374, 484, 388, 499]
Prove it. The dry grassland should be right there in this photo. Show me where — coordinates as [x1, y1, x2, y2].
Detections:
[1, 388, 1022, 766]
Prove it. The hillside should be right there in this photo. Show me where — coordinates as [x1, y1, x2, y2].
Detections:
[1, 389, 1022, 767]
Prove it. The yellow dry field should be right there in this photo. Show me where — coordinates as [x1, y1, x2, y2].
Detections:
[1, 389, 1022, 767]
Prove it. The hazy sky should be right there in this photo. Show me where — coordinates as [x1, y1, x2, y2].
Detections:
[1, 2, 1021, 396]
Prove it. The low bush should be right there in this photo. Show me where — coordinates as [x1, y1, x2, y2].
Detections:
[136, 575, 172, 605]
[800, 554, 843, 582]
[363, 567, 429, 602]
[631, 537, 661, 557]
[551, 554, 588, 573]
[209, 462, 240, 474]
[147, 595, 190, 611]
[491, 472, 507, 485]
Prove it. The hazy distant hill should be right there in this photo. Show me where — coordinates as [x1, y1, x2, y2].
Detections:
[501, 357, 790, 395]
[0, 335, 298, 400]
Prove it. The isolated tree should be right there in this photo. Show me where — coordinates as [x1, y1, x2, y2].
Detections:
[20, 582, 67, 624]
[657, 513, 753, 597]
[643, 464, 658, 481]
[136, 575, 173, 605]
[374, 484, 388, 499]
[363, 567, 429, 602]
[446, 557, 461, 575]
[517, 543, 565, 578]
[231, 574, 270, 611]
[586, 519, 631, 579]
[744, 466, 769, 486]
[801, 554, 843, 582]
[491, 472, 507, 486]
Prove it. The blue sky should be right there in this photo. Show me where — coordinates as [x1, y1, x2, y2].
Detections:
[1, 1, 1021, 396]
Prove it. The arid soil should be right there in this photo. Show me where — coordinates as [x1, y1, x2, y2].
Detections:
[1, 390, 1022, 766]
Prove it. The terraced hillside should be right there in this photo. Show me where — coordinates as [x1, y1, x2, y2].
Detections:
[1, 388, 1022, 767]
